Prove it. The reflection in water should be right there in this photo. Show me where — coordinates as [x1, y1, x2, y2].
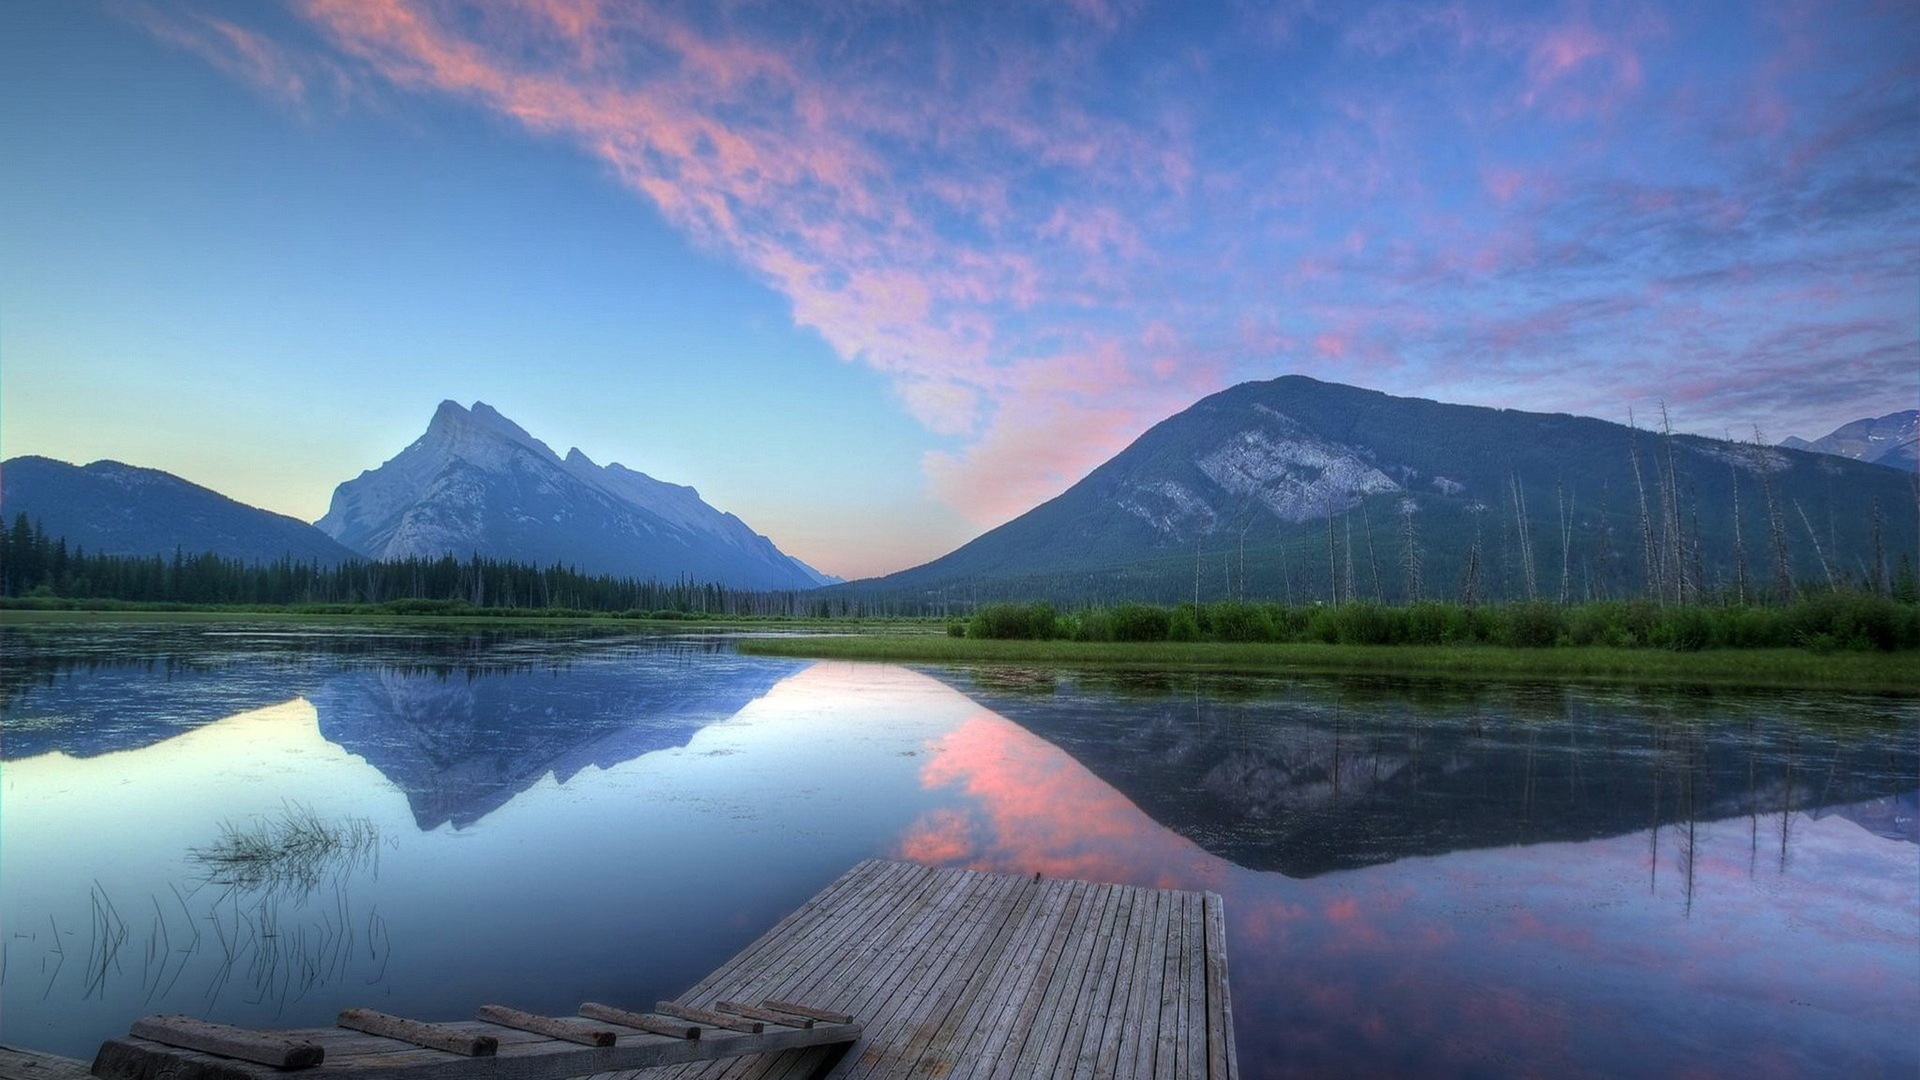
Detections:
[934, 671, 1919, 876]
[905, 670, 1919, 1079]
[3, 627, 1915, 1079]
[309, 654, 797, 829]
[14, 786, 392, 1025]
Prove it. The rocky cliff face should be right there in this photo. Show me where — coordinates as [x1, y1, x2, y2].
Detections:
[316, 401, 834, 588]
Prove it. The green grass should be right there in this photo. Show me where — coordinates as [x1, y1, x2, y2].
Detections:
[737, 634, 1920, 691]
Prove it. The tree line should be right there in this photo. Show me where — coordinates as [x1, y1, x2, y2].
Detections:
[0, 514, 845, 617]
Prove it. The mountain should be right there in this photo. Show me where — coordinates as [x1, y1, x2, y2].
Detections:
[854, 376, 1919, 604]
[1781, 410, 1918, 473]
[0, 455, 356, 565]
[316, 401, 835, 589]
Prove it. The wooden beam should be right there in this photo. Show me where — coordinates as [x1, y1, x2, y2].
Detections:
[653, 1002, 763, 1034]
[759, 1000, 855, 1026]
[576, 1004, 699, 1040]
[336, 1011, 496, 1058]
[472, 1007, 614, 1047]
[714, 1002, 812, 1029]
[126, 1018, 323, 1069]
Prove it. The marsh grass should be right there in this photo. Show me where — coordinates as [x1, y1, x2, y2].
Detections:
[187, 802, 380, 902]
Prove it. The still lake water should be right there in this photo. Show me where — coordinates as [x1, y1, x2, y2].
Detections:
[1, 623, 1915, 1077]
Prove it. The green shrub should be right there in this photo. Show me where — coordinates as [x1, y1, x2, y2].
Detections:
[1208, 601, 1277, 642]
[968, 601, 1059, 640]
[1109, 602, 1172, 642]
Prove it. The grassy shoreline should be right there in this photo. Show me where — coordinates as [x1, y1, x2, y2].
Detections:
[7, 607, 1913, 691]
[736, 634, 1920, 691]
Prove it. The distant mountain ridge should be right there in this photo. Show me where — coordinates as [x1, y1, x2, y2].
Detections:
[0, 456, 356, 565]
[1782, 410, 1918, 473]
[317, 401, 835, 589]
[852, 375, 1918, 604]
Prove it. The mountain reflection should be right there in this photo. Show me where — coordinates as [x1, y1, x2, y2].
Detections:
[309, 653, 798, 829]
[2, 625, 802, 832]
[928, 671, 1920, 877]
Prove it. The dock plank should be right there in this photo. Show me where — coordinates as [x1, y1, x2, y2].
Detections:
[76, 861, 1233, 1080]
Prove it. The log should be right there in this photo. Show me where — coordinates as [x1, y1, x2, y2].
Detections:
[126, 1017, 323, 1069]
[653, 1002, 762, 1034]
[760, 1000, 856, 1026]
[577, 1003, 700, 1040]
[473, 1006, 615, 1047]
[714, 1002, 812, 1029]
[337, 1009, 498, 1057]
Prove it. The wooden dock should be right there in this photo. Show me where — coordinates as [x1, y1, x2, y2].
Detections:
[11, 859, 1236, 1080]
[602, 859, 1236, 1080]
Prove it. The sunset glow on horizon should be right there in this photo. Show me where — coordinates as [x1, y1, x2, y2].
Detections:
[3, 1, 1915, 578]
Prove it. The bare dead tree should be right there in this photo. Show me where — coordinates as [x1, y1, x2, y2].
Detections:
[1658, 404, 1694, 603]
[1794, 499, 1837, 590]
[1459, 505, 1485, 607]
[1326, 500, 1339, 604]
[1629, 413, 1662, 602]
[1343, 512, 1357, 605]
[1729, 465, 1750, 606]
[1557, 480, 1574, 605]
[1362, 502, 1383, 602]
[1755, 428, 1795, 601]
[1400, 499, 1421, 603]
[1510, 471, 1538, 601]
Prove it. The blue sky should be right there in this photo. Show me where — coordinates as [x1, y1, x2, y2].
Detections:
[3, 1, 1915, 578]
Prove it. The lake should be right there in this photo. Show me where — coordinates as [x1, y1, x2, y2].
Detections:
[2, 622, 1915, 1077]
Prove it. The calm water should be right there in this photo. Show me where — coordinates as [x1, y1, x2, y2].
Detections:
[1, 624, 1915, 1077]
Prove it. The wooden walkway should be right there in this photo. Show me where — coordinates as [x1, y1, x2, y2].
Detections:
[618, 859, 1237, 1080]
[9, 860, 1236, 1080]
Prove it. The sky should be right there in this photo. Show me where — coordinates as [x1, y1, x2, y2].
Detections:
[2, 0, 1916, 579]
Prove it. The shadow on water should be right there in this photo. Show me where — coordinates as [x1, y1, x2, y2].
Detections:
[928, 668, 1919, 877]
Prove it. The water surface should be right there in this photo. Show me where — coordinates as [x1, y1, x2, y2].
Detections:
[2, 624, 1914, 1077]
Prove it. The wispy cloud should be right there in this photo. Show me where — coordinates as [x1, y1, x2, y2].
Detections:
[144, 0, 1920, 543]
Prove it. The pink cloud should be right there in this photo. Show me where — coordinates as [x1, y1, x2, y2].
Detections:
[133, 4, 345, 109]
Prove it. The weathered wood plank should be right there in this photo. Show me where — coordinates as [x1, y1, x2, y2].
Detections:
[1202, 893, 1237, 1080]
[1119, 887, 1171, 1080]
[336, 1012, 496, 1058]
[945, 877, 1076, 1080]
[0, 1045, 92, 1080]
[92, 1021, 859, 1080]
[757, 1001, 853, 1026]
[919, 874, 1049, 1077]
[125, 1017, 324, 1070]
[577, 1005, 699, 1040]
[1012, 879, 1118, 1080]
[473, 1006, 614, 1048]
[1075, 883, 1128, 1076]
[852, 872, 1038, 1080]
[713, 1004, 809, 1029]
[833, 869, 1011, 1078]
[1152, 890, 1187, 1080]
[1059, 881, 1134, 1077]
[654, 1004, 762, 1035]
[1167, 887, 1198, 1076]
[986, 878, 1091, 1080]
